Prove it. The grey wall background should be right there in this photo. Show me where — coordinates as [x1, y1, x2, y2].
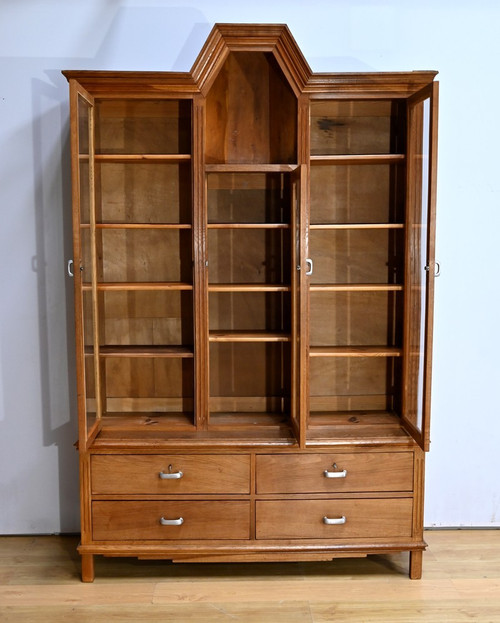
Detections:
[1, 0, 499, 533]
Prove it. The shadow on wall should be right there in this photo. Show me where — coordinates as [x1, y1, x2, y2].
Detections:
[30, 6, 210, 533]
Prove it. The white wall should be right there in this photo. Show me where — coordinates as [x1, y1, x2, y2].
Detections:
[1, 0, 499, 533]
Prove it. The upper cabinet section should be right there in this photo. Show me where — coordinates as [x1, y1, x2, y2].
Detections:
[205, 52, 297, 164]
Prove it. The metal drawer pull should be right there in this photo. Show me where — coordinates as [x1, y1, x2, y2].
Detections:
[160, 517, 184, 526]
[323, 515, 346, 526]
[159, 465, 183, 479]
[305, 258, 314, 276]
[67, 259, 74, 277]
[323, 469, 347, 478]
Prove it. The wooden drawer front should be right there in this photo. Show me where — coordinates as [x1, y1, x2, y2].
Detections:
[93, 501, 250, 541]
[256, 498, 413, 540]
[91, 455, 250, 494]
[256, 452, 413, 494]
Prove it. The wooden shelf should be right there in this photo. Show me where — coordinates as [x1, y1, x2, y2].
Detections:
[306, 411, 412, 446]
[209, 283, 291, 292]
[310, 154, 405, 165]
[209, 331, 291, 343]
[90, 154, 191, 163]
[209, 412, 292, 429]
[82, 282, 193, 291]
[99, 345, 193, 358]
[97, 412, 195, 431]
[205, 164, 298, 173]
[310, 346, 402, 357]
[207, 223, 289, 229]
[92, 413, 296, 447]
[310, 283, 403, 292]
[79, 223, 192, 230]
[309, 223, 404, 230]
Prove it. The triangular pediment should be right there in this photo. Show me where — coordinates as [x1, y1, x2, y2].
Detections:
[191, 23, 312, 96]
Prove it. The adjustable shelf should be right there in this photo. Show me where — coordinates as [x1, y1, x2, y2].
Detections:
[205, 164, 298, 173]
[98, 345, 194, 358]
[207, 223, 289, 229]
[208, 283, 291, 292]
[309, 346, 402, 358]
[82, 282, 193, 291]
[87, 223, 192, 229]
[310, 154, 405, 165]
[309, 223, 404, 230]
[310, 283, 403, 292]
[79, 154, 191, 163]
[209, 331, 291, 343]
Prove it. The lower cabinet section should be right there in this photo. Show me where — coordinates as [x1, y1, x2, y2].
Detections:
[92, 500, 251, 541]
[256, 498, 413, 540]
[82, 448, 423, 581]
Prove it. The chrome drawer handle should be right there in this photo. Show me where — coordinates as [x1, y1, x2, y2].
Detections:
[160, 517, 184, 526]
[323, 515, 346, 526]
[323, 469, 347, 478]
[305, 258, 314, 276]
[159, 465, 183, 479]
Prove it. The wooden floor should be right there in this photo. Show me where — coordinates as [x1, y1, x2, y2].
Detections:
[0, 530, 499, 622]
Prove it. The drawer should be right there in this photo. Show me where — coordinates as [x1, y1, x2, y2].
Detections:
[91, 454, 250, 494]
[256, 452, 413, 493]
[256, 498, 413, 540]
[93, 500, 250, 541]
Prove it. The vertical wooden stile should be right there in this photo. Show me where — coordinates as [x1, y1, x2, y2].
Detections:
[298, 95, 310, 448]
[87, 104, 102, 426]
[192, 94, 209, 430]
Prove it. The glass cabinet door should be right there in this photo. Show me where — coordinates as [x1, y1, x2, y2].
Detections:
[402, 83, 439, 451]
[70, 82, 99, 448]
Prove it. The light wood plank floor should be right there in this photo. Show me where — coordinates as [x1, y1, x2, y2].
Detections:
[0, 530, 499, 622]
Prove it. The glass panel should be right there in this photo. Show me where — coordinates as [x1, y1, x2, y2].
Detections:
[100, 291, 193, 347]
[309, 357, 400, 413]
[310, 291, 402, 347]
[97, 229, 192, 283]
[77, 94, 97, 431]
[95, 100, 191, 155]
[309, 229, 403, 284]
[207, 173, 289, 223]
[310, 164, 404, 224]
[97, 162, 192, 224]
[406, 97, 431, 433]
[104, 358, 194, 415]
[210, 292, 290, 333]
[208, 229, 290, 285]
[209, 343, 291, 415]
[310, 100, 405, 155]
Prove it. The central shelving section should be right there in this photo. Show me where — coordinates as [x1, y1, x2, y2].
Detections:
[204, 49, 298, 437]
[206, 170, 294, 433]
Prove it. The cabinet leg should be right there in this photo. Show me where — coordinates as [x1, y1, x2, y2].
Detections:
[81, 553, 95, 583]
[409, 550, 423, 580]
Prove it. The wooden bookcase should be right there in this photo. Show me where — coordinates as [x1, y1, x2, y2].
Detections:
[64, 24, 438, 582]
